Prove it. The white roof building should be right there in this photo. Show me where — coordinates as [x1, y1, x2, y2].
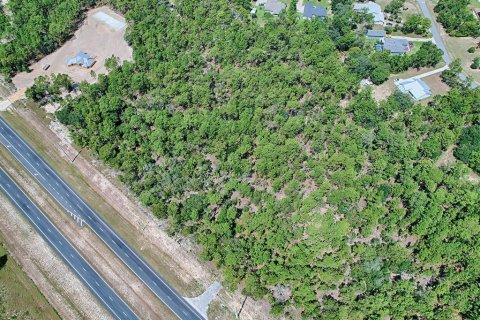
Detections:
[395, 78, 432, 101]
[353, 1, 385, 25]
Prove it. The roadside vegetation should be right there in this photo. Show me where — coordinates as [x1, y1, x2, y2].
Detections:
[54, 1, 480, 318]
[0, 241, 60, 319]
[2, 0, 480, 319]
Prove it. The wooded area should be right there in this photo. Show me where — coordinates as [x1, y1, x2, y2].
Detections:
[0, 0, 93, 76]
[434, 0, 480, 37]
[2, 0, 480, 319]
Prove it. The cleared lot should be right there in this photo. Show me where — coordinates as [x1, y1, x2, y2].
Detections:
[12, 6, 132, 91]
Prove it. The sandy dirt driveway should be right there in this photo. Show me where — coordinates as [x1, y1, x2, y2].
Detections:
[12, 6, 132, 91]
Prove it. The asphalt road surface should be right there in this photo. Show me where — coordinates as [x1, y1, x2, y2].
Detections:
[0, 168, 138, 320]
[417, 0, 451, 64]
[417, 0, 478, 87]
[0, 117, 204, 320]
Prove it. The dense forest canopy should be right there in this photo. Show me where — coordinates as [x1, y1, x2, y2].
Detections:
[0, 0, 94, 76]
[3, 0, 480, 319]
[434, 0, 480, 37]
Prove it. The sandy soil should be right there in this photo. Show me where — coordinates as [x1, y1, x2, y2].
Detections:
[422, 73, 450, 96]
[435, 145, 480, 183]
[372, 66, 445, 101]
[12, 6, 132, 91]
[0, 151, 174, 319]
[0, 189, 111, 320]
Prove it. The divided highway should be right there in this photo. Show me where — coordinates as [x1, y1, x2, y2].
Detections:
[0, 117, 204, 320]
[0, 168, 138, 320]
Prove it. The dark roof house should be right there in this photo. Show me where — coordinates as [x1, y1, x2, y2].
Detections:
[303, 2, 327, 19]
[67, 51, 95, 68]
[383, 38, 410, 55]
[366, 29, 386, 39]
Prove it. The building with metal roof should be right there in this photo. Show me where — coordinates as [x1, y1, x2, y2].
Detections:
[366, 29, 386, 39]
[383, 38, 410, 55]
[303, 2, 327, 19]
[67, 51, 95, 68]
[353, 1, 384, 25]
[395, 78, 432, 101]
[264, 0, 286, 15]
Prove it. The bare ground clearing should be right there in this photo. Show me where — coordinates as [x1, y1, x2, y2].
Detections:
[435, 145, 480, 183]
[1, 102, 272, 319]
[12, 6, 133, 91]
[0, 144, 174, 319]
[372, 65, 447, 102]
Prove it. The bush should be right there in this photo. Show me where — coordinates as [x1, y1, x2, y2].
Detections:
[454, 126, 480, 172]
[471, 57, 480, 70]
[467, 47, 476, 54]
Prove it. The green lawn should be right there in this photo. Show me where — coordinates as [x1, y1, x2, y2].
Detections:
[408, 41, 424, 55]
[470, 0, 480, 8]
[0, 241, 60, 319]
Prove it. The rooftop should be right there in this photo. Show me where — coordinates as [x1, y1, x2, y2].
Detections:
[67, 51, 95, 68]
[367, 29, 387, 38]
[303, 2, 327, 19]
[383, 38, 410, 54]
[395, 78, 432, 100]
[353, 1, 384, 24]
[264, 0, 286, 15]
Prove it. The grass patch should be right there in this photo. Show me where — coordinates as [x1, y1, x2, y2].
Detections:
[408, 41, 424, 55]
[0, 240, 60, 319]
[470, 0, 480, 9]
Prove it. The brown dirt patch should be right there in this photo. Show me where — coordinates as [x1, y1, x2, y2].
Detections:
[12, 6, 132, 91]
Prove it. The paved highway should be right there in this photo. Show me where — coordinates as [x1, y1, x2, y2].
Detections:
[0, 168, 138, 320]
[0, 117, 204, 320]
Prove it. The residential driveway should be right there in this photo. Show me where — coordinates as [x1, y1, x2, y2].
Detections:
[391, 36, 433, 42]
[416, 0, 478, 87]
[417, 0, 451, 64]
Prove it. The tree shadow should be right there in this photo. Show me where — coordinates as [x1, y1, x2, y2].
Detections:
[0, 254, 7, 270]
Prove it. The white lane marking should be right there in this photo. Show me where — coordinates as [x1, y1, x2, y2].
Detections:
[47, 228, 52, 233]
[82, 267, 87, 272]
[0, 125, 139, 320]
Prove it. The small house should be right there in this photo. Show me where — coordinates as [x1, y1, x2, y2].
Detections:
[383, 38, 410, 55]
[366, 29, 387, 40]
[395, 78, 432, 101]
[67, 51, 95, 68]
[303, 2, 327, 19]
[264, 0, 286, 15]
